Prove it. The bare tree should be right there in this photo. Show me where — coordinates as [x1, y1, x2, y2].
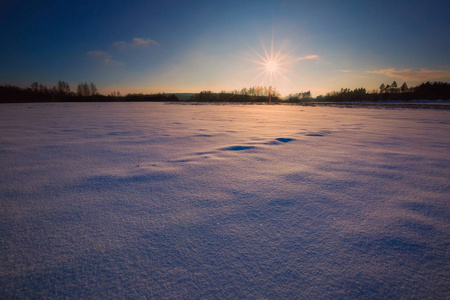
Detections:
[77, 83, 90, 96]
[89, 83, 98, 96]
[56, 81, 70, 95]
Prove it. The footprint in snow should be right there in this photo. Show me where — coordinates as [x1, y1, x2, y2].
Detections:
[275, 138, 294, 143]
[192, 134, 214, 137]
[221, 145, 257, 151]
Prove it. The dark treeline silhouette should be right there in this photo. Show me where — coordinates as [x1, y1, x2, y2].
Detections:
[189, 86, 281, 102]
[188, 82, 450, 103]
[0, 81, 180, 103]
[1, 81, 449, 103]
[284, 91, 312, 102]
[314, 81, 450, 102]
[125, 93, 179, 102]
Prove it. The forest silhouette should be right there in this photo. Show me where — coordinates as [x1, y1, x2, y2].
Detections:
[0, 81, 449, 103]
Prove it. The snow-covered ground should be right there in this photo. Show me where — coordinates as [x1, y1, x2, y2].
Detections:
[1, 103, 449, 299]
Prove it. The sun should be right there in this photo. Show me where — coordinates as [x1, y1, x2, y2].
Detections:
[265, 60, 278, 73]
[245, 36, 297, 85]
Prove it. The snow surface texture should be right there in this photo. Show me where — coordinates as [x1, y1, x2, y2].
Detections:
[1, 103, 449, 299]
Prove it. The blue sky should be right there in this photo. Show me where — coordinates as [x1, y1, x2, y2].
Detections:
[1, 0, 449, 96]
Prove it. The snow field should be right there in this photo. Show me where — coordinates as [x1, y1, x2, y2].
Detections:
[0, 103, 449, 298]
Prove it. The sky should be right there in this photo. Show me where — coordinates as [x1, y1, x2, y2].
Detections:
[1, 0, 449, 97]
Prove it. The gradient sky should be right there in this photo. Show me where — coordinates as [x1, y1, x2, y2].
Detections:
[1, 0, 449, 96]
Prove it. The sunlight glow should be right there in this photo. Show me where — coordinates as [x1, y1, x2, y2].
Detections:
[265, 60, 278, 73]
[245, 34, 298, 86]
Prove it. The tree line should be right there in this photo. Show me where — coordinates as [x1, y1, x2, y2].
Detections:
[29, 81, 98, 97]
[314, 81, 450, 102]
[379, 81, 409, 93]
[189, 81, 450, 103]
[189, 86, 281, 102]
[0, 80, 449, 103]
[0, 81, 179, 103]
